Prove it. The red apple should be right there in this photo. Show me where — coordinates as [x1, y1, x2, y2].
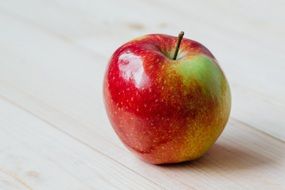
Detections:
[103, 32, 231, 164]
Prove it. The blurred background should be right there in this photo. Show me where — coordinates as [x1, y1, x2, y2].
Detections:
[1, 0, 284, 140]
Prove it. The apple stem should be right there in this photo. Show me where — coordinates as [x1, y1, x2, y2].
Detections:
[173, 31, 184, 60]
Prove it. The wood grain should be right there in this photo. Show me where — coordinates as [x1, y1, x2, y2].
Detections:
[0, 99, 161, 189]
[0, 84, 284, 189]
[0, 0, 284, 189]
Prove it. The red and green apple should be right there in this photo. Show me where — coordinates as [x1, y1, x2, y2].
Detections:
[103, 32, 231, 164]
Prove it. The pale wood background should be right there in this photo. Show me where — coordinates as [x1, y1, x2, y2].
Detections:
[0, 0, 284, 189]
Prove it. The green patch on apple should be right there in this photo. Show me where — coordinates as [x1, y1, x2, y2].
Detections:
[171, 55, 224, 97]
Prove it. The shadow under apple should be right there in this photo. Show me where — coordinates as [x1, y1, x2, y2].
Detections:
[159, 142, 277, 173]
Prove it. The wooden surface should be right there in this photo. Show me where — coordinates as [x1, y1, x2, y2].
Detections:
[0, 0, 284, 189]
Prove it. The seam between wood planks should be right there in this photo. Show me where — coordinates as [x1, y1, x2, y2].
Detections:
[0, 91, 165, 189]
[231, 117, 285, 144]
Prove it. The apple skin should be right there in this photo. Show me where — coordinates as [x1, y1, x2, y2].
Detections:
[103, 34, 231, 164]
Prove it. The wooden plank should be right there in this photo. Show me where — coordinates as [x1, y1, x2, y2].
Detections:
[0, 82, 284, 190]
[0, 99, 161, 189]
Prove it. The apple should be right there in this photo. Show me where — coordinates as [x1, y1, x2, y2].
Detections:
[103, 32, 231, 164]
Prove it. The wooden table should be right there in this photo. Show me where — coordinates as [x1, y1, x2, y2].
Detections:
[0, 0, 284, 189]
